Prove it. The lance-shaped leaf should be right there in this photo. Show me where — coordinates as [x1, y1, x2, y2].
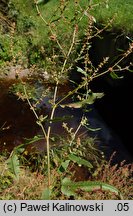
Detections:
[68, 154, 93, 168]
[61, 178, 123, 199]
[24, 135, 44, 145]
[110, 71, 123, 79]
[77, 67, 88, 76]
[7, 154, 20, 180]
[60, 92, 104, 108]
[60, 101, 85, 108]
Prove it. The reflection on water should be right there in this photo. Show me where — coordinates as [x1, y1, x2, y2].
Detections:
[0, 87, 38, 152]
[0, 77, 132, 163]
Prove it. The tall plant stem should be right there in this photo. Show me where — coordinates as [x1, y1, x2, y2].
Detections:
[23, 84, 52, 187]
[46, 82, 58, 187]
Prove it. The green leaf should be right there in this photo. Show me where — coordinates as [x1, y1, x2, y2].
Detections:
[68, 154, 93, 168]
[24, 135, 43, 145]
[85, 92, 104, 104]
[61, 178, 123, 199]
[41, 188, 52, 200]
[126, 36, 133, 42]
[61, 178, 76, 197]
[110, 71, 123, 79]
[84, 124, 101, 132]
[60, 92, 104, 108]
[14, 145, 25, 154]
[7, 154, 20, 180]
[77, 67, 87, 76]
[11, 137, 43, 155]
[49, 115, 73, 122]
[58, 160, 70, 173]
[128, 69, 133, 72]
[60, 101, 84, 108]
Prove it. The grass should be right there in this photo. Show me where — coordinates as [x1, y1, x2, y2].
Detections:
[0, 152, 132, 200]
[0, 156, 47, 200]
[10, 0, 89, 46]
[91, 0, 133, 33]
[9, 0, 133, 48]
[11, 0, 133, 36]
[1, 0, 132, 68]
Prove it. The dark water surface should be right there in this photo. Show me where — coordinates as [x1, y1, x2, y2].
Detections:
[0, 77, 132, 164]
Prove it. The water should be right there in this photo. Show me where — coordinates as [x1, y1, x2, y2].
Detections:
[0, 76, 132, 164]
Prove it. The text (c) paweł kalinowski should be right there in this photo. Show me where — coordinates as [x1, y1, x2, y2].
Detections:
[20, 202, 103, 212]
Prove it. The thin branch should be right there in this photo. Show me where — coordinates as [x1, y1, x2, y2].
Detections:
[92, 45, 133, 80]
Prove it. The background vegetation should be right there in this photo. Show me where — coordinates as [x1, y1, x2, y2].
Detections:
[0, 0, 133, 68]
